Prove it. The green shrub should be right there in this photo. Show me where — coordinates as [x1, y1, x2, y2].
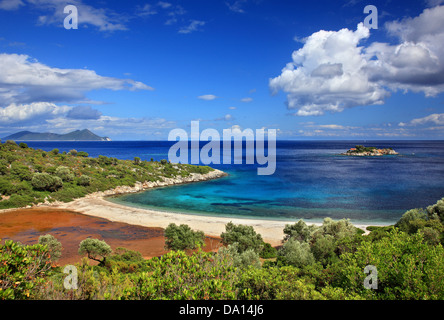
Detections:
[19, 142, 28, 148]
[221, 222, 264, 254]
[77, 175, 91, 186]
[125, 250, 237, 300]
[0, 240, 52, 299]
[31, 173, 63, 191]
[105, 247, 148, 273]
[10, 163, 32, 181]
[314, 217, 357, 240]
[283, 220, 316, 242]
[311, 234, 339, 266]
[77, 151, 89, 157]
[51, 148, 59, 155]
[164, 223, 205, 251]
[98, 155, 113, 166]
[0, 159, 8, 175]
[52, 185, 86, 202]
[218, 243, 261, 268]
[395, 208, 428, 233]
[260, 242, 277, 259]
[0, 178, 13, 195]
[55, 166, 74, 182]
[45, 166, 56, 174]
[5, 140, 17, 147]
[333, 229, 444, 299]
[0, 193, 37, 209]
[38, 234, 62, 262]
[236, 266, 324, 300]
[277, 238, 315, 268]
[427, 197, 444, 223]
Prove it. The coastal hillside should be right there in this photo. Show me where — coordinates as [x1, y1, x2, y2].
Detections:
[2, 129, 111, 141]
[0, 140, 219, 209]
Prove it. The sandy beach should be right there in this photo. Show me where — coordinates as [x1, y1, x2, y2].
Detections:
[48, 196, 289, 246]
[44, 194, 378, 246]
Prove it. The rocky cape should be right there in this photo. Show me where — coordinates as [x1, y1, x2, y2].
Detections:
[39, 169, 227, 206]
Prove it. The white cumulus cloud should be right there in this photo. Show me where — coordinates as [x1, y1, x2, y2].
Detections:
[270, 5, 444, 116]
[269, 23, 389, 116]
[399, 113, 444, 127]
[0, 102, 71, 123]
[178, 20, 205, 34]
[25, 0, 128, 31]
[0, 53, 153, 106]
[197, 94, 217, 101]
[0, 0, 24, 10]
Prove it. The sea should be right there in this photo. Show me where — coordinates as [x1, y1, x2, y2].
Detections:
[22, 140, 444, 225]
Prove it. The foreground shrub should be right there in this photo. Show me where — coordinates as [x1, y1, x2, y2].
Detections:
[259, 242, 277, 259]
[38, 234, 62, 262]
[236, 266, 324, 300]
[332, 229, 444, 299]
[0, 240, 52, 299]
[218, 243, 261, 269]
[105, 247, 148, 273]
[35, 258, 132, 300]
[125, 250, 238, 300]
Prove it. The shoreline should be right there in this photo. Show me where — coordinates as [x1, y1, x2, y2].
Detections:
[3, 168, 391, 246]
[45, 197, 388, 245]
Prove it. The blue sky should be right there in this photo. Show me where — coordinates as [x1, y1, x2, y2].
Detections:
[0, 0, 444, 140]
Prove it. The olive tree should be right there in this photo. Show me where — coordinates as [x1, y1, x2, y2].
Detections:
[221, 222, 264, 254]
[277, 238, 314, 268]
[283, 220, 317, 243]
[78, 238, 112, 266]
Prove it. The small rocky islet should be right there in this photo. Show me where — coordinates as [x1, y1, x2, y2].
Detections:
[341, 145, 399, 156]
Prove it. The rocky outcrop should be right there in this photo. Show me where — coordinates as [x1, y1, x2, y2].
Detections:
[341, 147, 399, 157]
[83, 169, 227, 199]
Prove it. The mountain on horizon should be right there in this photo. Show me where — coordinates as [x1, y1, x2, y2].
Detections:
[2, 129, 111, 141]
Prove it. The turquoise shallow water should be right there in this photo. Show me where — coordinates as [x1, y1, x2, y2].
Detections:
[109, 140, 444, 225]
[24, 140, 444, 225]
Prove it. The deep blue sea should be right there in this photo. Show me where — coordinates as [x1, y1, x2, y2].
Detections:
[23, 140, 444, 225]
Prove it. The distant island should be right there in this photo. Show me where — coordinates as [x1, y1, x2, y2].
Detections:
[2, 129, 111, 141]
[341, 145, 399, 156]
